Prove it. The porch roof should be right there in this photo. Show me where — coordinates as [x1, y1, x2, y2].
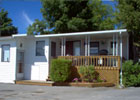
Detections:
[13, 29, 127, 38]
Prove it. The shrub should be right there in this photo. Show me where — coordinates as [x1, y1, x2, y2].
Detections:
[78, 65, 97, 82]
[50, 58, 72, 82]
[122, 60, 140, 87]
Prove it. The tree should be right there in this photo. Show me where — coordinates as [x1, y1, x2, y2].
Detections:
[115, 0, 140, 59]
[40, 0, 114, 33]
[27, 0, 115, 34]
[0, 8, 17, 36]
[27, 19, 50, 35]
[115, 0, 140, 40]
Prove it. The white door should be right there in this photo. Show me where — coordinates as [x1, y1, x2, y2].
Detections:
[73, 41, 81, 56]
[17, 51, 24, 80]
[31, 65, 48, 81]
[31, 65, 39, 80]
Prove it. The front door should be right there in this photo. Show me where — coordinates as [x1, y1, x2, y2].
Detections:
[51, 42, 56, 57]
[66, 41, 73, 55]
[17, 50, 24, 80]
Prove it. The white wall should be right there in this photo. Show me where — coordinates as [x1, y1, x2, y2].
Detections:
[0, 40, 16, 83]
[23, 37, 49, 81]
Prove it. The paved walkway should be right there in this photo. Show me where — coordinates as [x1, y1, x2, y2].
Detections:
[0, 83, 140, 100]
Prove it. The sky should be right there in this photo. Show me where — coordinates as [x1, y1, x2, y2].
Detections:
[0, 0, 116, 34]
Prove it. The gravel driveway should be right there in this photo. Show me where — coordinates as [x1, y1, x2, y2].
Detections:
[0, 83, 140, 100]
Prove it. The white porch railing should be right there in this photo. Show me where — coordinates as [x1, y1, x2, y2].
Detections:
[58, 56, 120, 68]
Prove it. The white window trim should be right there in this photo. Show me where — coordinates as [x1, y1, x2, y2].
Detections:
[36, 40, 45, 56]
[1, 44, 10, 62]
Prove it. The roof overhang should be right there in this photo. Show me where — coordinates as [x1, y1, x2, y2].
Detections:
[7, 29, 127, 39]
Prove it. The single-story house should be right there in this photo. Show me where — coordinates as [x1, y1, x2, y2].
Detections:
[0, 29, 128, 83]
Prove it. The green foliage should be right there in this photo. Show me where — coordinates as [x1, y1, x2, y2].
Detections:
[50, 59, 72, 82]
[115, 0, 140, 41]
[38, 0, 114, 33]
[0, 8, 17, 36]
[78, 65, 96, 82]
[122, 60, 140, 87]
[27, 19, 50, 35]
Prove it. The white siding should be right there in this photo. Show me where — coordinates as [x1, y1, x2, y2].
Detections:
[0, 40, 16, 83]
[23, 37, 49, 81]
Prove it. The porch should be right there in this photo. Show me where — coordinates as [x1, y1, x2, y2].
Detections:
[50, 29, 129, 63]
[49, 29, 128, 85]
[58, 56, 120, 85]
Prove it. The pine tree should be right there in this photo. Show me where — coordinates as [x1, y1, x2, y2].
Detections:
[0, 8, 17, 36]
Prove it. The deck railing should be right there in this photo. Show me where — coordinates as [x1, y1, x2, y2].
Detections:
[58, 56, 120, 68]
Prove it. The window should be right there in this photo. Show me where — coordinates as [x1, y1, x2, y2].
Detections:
[1, 45, 10, 62]
[73, 41, 81, 56]
[90, 42, 99, 55]
[36, 41, 45, 56]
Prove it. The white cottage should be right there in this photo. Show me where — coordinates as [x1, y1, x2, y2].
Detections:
[0, 29, 129, 83]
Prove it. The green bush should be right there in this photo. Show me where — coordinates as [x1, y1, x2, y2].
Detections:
[122, 60, 140, 87]
[50, 58, 72, 82]
[78, 65, 97, 82]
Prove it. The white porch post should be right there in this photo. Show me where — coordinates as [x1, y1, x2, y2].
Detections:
[64, 37, 66, 56]
[116, 33, 118, 56]
[85, 36, 88, 56]
[120, 31, 123, 86]
[88, 35, 90, 56]
[126, 35, 129, 60]
[113, 34, 115, 56]
[61, 37, 64, 56]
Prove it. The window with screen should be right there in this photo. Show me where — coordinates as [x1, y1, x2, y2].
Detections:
[36, 41, 45, 56]
[90, 42, 99, 55]
[1, 45, 10, 62]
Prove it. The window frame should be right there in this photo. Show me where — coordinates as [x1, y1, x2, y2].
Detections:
[73, 40, 81, 56]
[90, 42, 99, 55]
[35, 40, 45, 56]
[1, 44, 10, 62]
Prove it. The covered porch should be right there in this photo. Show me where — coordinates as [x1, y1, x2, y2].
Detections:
[49, 29, 128, 85]
[50, 29, 129, 67]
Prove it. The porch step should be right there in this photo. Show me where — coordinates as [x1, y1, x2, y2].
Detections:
[15, 80, 54, 86]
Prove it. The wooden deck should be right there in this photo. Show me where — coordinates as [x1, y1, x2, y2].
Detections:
[15, 80, 114, 87]
[15, 80, 54, 86]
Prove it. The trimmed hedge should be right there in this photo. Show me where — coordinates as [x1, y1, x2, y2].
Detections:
[122, 60, 140, 87]
[50, 59, 72, 82]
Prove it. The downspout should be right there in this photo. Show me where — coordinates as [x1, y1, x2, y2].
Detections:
[14, 38, 17, 83]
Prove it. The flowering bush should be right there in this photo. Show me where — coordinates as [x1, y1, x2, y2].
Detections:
[72, 78, 79, 82]
[78, 65, 98, 82]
